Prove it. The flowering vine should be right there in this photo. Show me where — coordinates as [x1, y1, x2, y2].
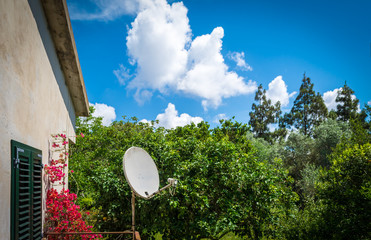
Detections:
[44, 133, 101, 239]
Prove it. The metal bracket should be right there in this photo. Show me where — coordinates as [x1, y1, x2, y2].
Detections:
[15, 147, 24, 168]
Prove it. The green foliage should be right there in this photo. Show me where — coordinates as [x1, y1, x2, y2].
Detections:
[357, 104, 371, 131]
[69, 93, 371, 239]
[281, 144, 371, 240]
[297, 164, 321, 202]
[246, 132, 282, 164]
[335, 81, 359, 121]
[281, 133, 317, 183]
[279, 199, 326, 240]
[316, 144, 371, 239]
[213, 117, 251, 147]
[313, 119, 351, 167]
[249, 84, 281, 143]
[70, 112, 298, 240]
[285, 74, 328, 136]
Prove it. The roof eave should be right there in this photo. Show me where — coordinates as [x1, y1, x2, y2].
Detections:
[41, 0, 89, 117]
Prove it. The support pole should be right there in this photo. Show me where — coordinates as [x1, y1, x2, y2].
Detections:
[132, 191, 136, 240]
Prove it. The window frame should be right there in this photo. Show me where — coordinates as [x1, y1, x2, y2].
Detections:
[11, 140, 43, 240]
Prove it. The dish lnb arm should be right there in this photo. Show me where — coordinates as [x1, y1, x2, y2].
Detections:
[145, 178, 178, 199]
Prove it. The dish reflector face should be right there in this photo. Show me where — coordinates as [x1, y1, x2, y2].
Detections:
[123, 147, 160, 199]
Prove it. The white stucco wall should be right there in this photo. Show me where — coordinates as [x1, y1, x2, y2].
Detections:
[0, 0, 78, 238]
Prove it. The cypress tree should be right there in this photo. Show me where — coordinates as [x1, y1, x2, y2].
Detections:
[249, 84, 281, 142]
[287, 74, 328, 136]
[336, 81, 359, 121]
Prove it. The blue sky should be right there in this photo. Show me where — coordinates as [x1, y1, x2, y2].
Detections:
[67, 0, 371, 128]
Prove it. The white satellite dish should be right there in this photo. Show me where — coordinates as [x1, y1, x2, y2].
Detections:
[123, 146, 177, 240]
[123, 146, 160, 199]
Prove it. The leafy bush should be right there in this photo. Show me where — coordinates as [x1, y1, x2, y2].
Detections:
[70, 113, 297, 239]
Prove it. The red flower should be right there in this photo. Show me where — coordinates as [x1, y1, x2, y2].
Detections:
[44, 133, 100, 239]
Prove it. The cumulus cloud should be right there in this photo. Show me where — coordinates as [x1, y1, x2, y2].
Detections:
[368, 100, 371, 105]
[155, 103, 203, 129]
[126, 0, 190, 93]
[266, 76, 296, 107]
[74, 0, 257, 109]
[139, 118, 151, 125]
[323, 88, 360, 112]
[228, 52, 252, 71]
[323, 88, 340, 111]
[124, 0, 256, 109]
[68, 0, 139, 21]
[90, 103, 117, 126]
[213, 113, 227, 123]
[178, 27, 257, 109]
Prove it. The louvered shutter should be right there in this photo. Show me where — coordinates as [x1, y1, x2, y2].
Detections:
[11, 140, 42, 240]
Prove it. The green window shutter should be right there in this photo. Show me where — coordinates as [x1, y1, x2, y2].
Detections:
[11, 140, 43, 240]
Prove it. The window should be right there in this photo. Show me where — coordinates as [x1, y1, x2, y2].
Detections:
[11, 140, 42, 240]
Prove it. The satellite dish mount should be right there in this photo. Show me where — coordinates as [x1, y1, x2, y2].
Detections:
[123, 147, 177, 239]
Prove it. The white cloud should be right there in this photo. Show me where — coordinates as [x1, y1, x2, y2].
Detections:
[228, 52, 252, 71]
[323, 88, 360, 112]
[126, 0, 190, 93]
[155, 103, 203, 129]
[124, 0, 257, 109]
[113, 64, 132, 85]
[68, 0, 139, 21]
[323, 88, 340, 111]
[213, 113, 227, 123]
[139, 119, 150, 124]
[90, 103, 116, 126]
[178, 27, 257, 109]
[368, 100, 371, 105]
[266, 76, 296, 107]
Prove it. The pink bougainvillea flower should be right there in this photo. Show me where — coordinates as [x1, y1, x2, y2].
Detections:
[44, 133, 101, 239]
[59, 134, 66, 138]
[80, 133, 85, 138]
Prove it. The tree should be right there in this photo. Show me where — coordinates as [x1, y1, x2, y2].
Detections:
[70, 111, 298, 240]
[249, 84, 281, 142]
[281, 133, 318, 185]
[286, 74, 328, 136]
[282, 144, 371, 240]
[316, 144, 371, 239]
[313, 119, 351, 167]
[358, 103, 371, 133]
[336, 81, 359, 121]
[213, 117, 251, 147]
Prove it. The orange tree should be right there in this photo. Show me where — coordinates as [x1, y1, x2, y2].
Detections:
[69, 109, 297, 239]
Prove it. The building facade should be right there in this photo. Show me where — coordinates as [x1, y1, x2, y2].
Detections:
[0, 0, 88, 238]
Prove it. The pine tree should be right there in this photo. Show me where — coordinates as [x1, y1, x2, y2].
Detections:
[287, 74, 328, 136]
[336, 81, 359, 121]
[249, 84, 281, 142]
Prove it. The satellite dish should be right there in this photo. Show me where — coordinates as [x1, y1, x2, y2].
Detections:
[123, 146, 160, 199]
[123, 146, 177, 239]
